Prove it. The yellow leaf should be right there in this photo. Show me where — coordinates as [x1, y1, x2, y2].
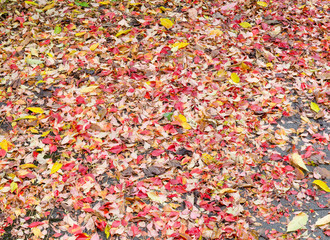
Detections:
[239, 22, 252, 28]
[14, 115, 37, 121]
[310, 102, 320, 113]
[160, 18, 174, 29]
[32, 227, 41, 237]
[20, 164, 38, 169]
[171, 42, 189, 50]
[231, 72, 240, 83]
[99, 1, 110, 5]
[202, 153, 214, 165]
[41, 130, 51, 137]
[0, 139, 12, 151]
[75, 32, 86, 37]
[80, 85, 98, 93]
[181, 122, 191, 130]
[115, 29, 131, 37]
[25, 1, 38, 6]
[147, 191, 166, 203]
[51, 162, 62, 174]
[27, 107, 44, 114]
[291, 153, 309, 171]
[10, 182, 18, 193]
[313, 180, 330, 192]
[219, 188, 237, 194]
[90, 43, 99, 51]
[257, 1, 268, 7]
[287, 212, 308, 232]
[315, 214, 330, 226]
[210, 29, 223, 36]
[104, 224, 110, 238]
[174, 114, 191, 129]
[42, 2, 55, 11]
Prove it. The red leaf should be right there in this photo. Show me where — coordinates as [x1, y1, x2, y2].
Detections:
[112, 220, 121, 228]
[62, 162, 75, 171]
[0, 149, 6, 158]
[28, 222, 44, 228]
[109, 145, 126, 154]
[50, 145, 57, 153]
[76, 96, 86, 105]
[151, 149, 164, 157]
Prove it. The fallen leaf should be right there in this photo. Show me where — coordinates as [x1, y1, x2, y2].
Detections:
[291, 153, 309, 171]
[80, 85, 98, 93]
[313, 180, 330, 192]
[314, 167, 330, 179]
[115, 29, 131, 37]
[287, 212, 308, 232]
[210, 29, 223, 36]
[27, 107, 44, 114]
[231, 72, 240, 83]
[10, 182, 18, 192]
[174, 114, 191, 129]
[147, 191, 166, 204]
[239, 22, 252, 28]
[218, 188, 237, 194]
[90, 43, 99, 51]
[14, 115, 37, 121]
[315, 214, 330, 226]
[20, 164, 38, 169]
[26, 58, 43, 66]
[51, 162, 62, 174]
[54, 25, 61, 34]
[257, 1, 268, 7]
[75, 32, 86, 37]
[160, 18, 174, 29]
[310, 102, 320, 113]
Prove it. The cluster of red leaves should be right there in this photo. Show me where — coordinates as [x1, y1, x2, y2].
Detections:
[0, 0, 329, 240]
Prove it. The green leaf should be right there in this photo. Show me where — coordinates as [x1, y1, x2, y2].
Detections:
[163, 112, 173, 121]
[75, 1, 89, 7]
[310, 102, 320, 113]
[54, 25, 62, 34]
[26, 58, 43, 66]
[287, 212, 308, 232]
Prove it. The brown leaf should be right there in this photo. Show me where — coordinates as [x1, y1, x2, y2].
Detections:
[314, 167, 330, 179]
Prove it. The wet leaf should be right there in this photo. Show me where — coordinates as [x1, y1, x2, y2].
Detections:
[160, 18, 173, 29]
[313, 180, 330, 192]
[310, 102, 320, 113]
[291, 153, 309, 171]
[51, 162, 62, 174]
[287, 212, 308, 232]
